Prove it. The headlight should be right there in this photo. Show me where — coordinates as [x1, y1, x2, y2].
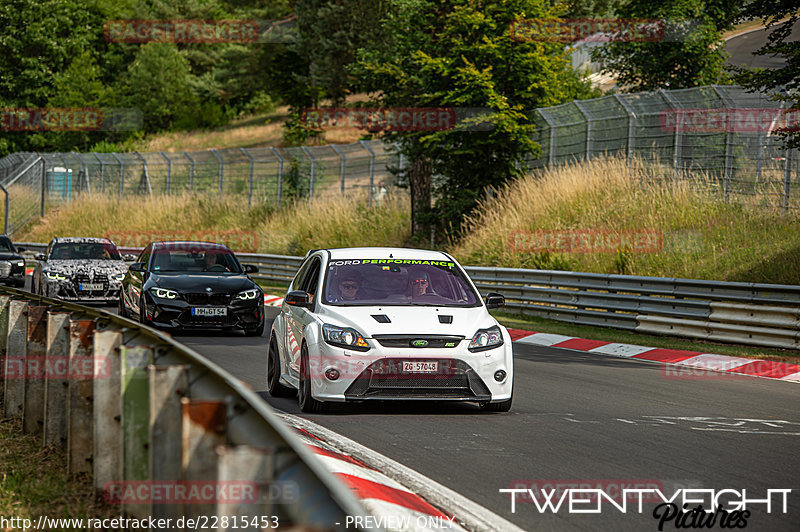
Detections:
[468, 325, 504, 352]
[236, 288, 261, 301]
[150, 287, 178, 300]
[322, 323, 370, 351]
[16, 261, 24, 267]
[113, 273, 125, 281]
[44, 271, 67, 281]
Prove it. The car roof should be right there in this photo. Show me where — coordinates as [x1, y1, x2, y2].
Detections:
[51, 237, 113, 244]
[323, 247, 453, 261]
[151, 241, 232, 250]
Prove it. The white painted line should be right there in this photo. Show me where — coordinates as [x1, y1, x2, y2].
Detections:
[781, 371, 800, 383]
[311, 451, 415, 494]
[276, 413, 525, 532]
[676, 354, 753, 372]
[588, 343, 655, 358]
[514, 332, 574, 347]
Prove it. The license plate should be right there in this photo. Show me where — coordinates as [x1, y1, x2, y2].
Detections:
[78, 283, 104, 291]
[191, 307, 227, 317]
[402, 361, 438, 373]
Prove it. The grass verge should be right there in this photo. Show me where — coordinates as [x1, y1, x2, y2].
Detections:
[492, 310, 800, 362]
[0, 404, 116, 529]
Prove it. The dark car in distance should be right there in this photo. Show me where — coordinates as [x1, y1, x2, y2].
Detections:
[119, 241, 265, 335]
[0, 235, 26, 287]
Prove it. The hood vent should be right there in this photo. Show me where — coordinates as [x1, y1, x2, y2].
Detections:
[438, 315, 453, 324]
[371, 314, 391, 323]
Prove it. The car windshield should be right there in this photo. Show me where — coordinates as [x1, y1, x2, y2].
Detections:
[49, 242, 121, 260]
[150, 245, 242, 274]
[323, 258, 481, 307]
[0, 238, 15, 252]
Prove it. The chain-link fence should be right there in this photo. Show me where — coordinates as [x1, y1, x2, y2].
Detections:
[0, 85, 797, 237]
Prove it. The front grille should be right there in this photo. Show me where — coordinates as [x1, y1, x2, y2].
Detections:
[72, 272, 109, 292]
[344, 358, 491, 401]
[183, 292, 231, 305]
[372, 335, 464, 349]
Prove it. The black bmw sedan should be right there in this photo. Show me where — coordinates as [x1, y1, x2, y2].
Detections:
[119, 241, 265, 335]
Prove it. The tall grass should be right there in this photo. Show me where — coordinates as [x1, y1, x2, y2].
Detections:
[20, 192, 411, 255]
[451, 156, 800, 284]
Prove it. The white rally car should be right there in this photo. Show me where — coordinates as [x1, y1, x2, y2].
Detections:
[267, 248, 513, 413]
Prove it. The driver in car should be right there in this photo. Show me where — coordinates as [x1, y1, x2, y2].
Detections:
[203, 252, 230, 272]
[335, 271, 362, 302]
[409, 271, 432, 298]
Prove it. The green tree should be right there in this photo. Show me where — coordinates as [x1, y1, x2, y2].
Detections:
[356, 0, 595, 239]
[593, 0, 744, 91]
[733, 0, 800, 149]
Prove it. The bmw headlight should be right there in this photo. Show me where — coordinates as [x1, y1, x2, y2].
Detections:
[322, 323, 370, 351]
[468, 325, 504, 352]
[150, 287, 178, 300]
[236, 288, 261, 301]
[16, 261, 24, 267]
[113, 272, 125, 281]
[44, 271, 67, 281]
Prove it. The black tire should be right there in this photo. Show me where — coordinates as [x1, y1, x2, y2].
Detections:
[298, 345, 326, 413]
[245, 319, 265, 337]
[480, 390, 513, 413]
[139, 298, 153, 328]
[118, 293, 129, 318]
[267, 335, 294, 397]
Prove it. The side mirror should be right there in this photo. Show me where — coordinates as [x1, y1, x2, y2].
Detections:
[285, 290, 312, 309]
[16, 246, 25, 253]
[485, 292, 505, 309]
[129, 262, 145, 273]
[34, 253, 46, 261]
[123, 254, 136, 261]
[244, 264, 259, 274]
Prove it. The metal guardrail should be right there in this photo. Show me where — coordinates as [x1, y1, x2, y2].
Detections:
[14, 243, 800, 349]
[0, 286, 368, 530]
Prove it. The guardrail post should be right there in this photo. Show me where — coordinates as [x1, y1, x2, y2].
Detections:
[3, 300, 27, 418]
[149, 364, 189, 521]
[43, 311, 70, 448]
[216, 445, 277, 520]
[121, 344, 154, 518]
[181, 399, 227, 522]
[0, 296, 9, 401]
[68, 319, 96, 475]
[23, 305, 48, 434]
[93, 329, 123, 497]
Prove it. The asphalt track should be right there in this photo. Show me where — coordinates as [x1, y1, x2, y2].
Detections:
[726, 20, 800, 69]
[164, 307, 799, 532]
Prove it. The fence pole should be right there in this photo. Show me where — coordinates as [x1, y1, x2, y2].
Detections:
[613, 95, 637, 166]
[301, 146, 315, 201]
[40, 155, 47, 216]
[270, 147, 283, 207]
[359, 140, 376, 207]
[330, 144, 346, 195]
[537, 109, 557, 168]
[74, 152, 91, 199]
[659, 89, 683, 184]
[711, 86, 735, 200]
[210, 149, 224, 197]
[183, 151, 195, 193]
[112, 152, 124, 200]
[159, 151, 171, 195]
[93, 153, 106, 194]
[240, 148, 255, 207]
[133, 152, 152, 197]
[783, 148, 793, 214]
[574, 101, 593, 161]
[0, 185, 8, 235]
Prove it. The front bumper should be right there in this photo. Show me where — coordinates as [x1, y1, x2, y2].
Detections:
[0, 261, 26, 285]
[306, 340, 513, 403]
[145, 295, 264, 331]
[46, 279, 121, 302]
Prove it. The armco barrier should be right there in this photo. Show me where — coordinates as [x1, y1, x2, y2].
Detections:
[15, 243, 800, 349]
[0, 286, 368, 530]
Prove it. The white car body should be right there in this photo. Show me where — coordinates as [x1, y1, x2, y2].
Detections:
[268, 247, 513, 412]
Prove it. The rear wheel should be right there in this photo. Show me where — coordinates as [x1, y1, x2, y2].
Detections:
[298, 345, 326, 413]
[267, 335, 294, 397]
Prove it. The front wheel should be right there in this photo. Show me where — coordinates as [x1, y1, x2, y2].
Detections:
[298, 345, 326, 413]
[245, 319, 265, 337]
[480, 391, 513, 413]
[118, 293, 129, 318]
[267, 335, 294, 397]
[139, 298, 154, 328]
